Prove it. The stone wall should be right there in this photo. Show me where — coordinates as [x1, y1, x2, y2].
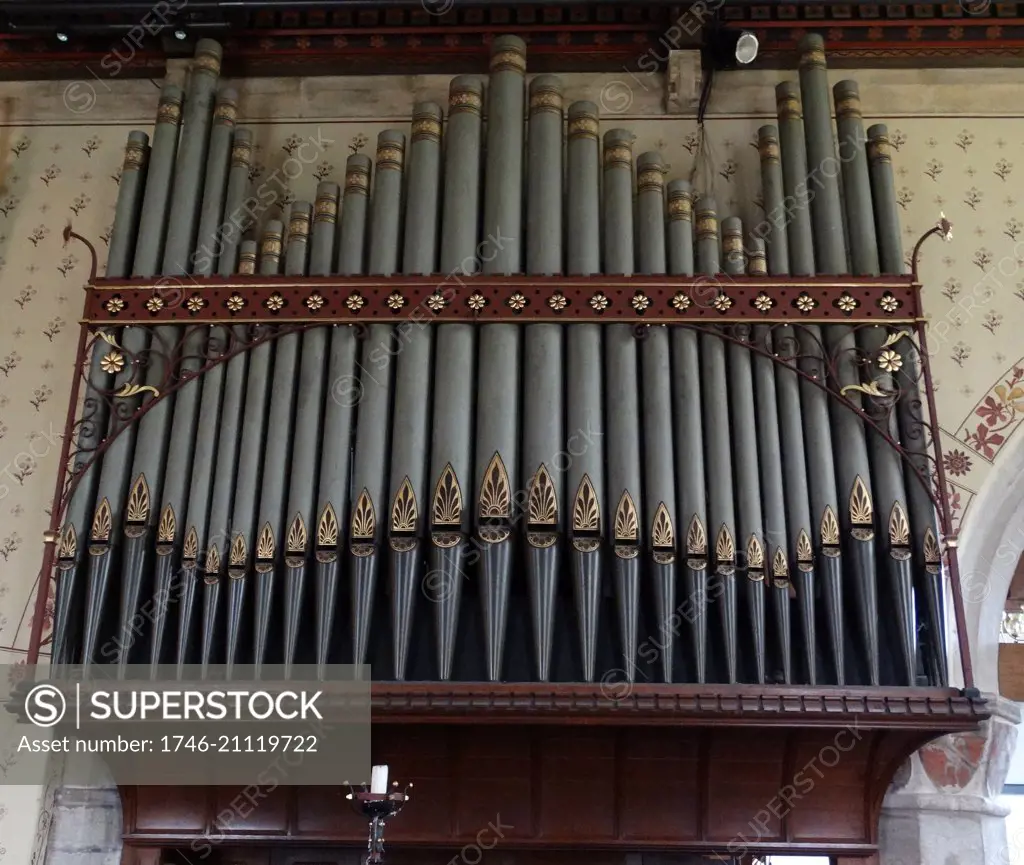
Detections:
[2, 62, 1024, 865]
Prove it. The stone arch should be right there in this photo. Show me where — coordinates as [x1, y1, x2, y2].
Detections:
[957, 430, 1024, 694]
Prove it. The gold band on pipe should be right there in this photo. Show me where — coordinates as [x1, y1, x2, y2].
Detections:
[412, 116, 442, 143]
[345, 168, 370, 195]
[289, 212, 311, 239]
[375, 144, 405, 171]
[449, 89, 483, 115]
[123, 142, 148, 171]
[530, 90, 563, 114]
[668, 193, 692, 221]
[490, 49, 526, 75]
[214, 102, 238, 124]
[315, 193, 338, 224]
[156, 100, 183, 126]
[776, 95, 802, 121]
[568, 115, 599, 140]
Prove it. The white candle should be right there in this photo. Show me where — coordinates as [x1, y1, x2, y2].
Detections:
[370, 764, 389, 794]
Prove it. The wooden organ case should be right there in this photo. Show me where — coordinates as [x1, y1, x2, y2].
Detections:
[29, 22, 987, 865]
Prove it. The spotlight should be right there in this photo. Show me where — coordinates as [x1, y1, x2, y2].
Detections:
[735, 31, 759, 65]
[55, 31, 69, 43]
[173, 29, 187, 41]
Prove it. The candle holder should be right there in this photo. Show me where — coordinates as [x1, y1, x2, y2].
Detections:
[346, 781, 412, 865]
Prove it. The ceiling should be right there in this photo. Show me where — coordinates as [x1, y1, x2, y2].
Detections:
[0, 1, 1022, 79]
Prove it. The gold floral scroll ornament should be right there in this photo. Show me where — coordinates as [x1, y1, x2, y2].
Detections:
[924, 528, 942, 574]
[318, 503, 339, 547]
[156, 504, 176, 551]
[432, 464, 463, 527]
[182, 527, 199, 562]
[652, 503, 674, 564]
[715, 525, 735, 575]
[746, 535, 765, 573]
[687, 515, 707, 557]
[317, 503, 339, 563]
[351, 489, 376, 540]
[796, 529, 814, 571]
[126, 473, 150, 524]
[287, 514, 308, 553]
[572, 474, 600, 536]
[390, 477, 418, 533]
[889, 501, 912, 560]
[820, 506, 840, 548]
[255, 524, 275, 572]
[528, 464, 558, 525]
[772, 548, 790, 582]
[205, 545, 221, 577]
[614, 492, 639, 559]
[286, 514, 307, 566]
[57, 524, 77, 566]
[229, 534, 247, 569]
[850, 477, 874, 543]
[479, 452, 511, 520]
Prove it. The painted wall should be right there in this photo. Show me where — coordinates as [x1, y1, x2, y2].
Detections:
[0, 62, 1022, 863]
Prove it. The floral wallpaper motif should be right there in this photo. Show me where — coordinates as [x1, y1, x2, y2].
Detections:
[0, 75, 1022, 865]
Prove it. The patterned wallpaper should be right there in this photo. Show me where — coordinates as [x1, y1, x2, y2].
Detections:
[0, 78, 1022, 864]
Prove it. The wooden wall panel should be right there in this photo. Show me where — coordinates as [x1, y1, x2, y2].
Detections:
[787, 730, 872, 843]
[453, 727, 535, 840]
[617, 729, 701, 842]
[120, 722, 946, 856]
[536, 730, 617, 841]
[293, 787, 365, 837]
[212, 785, 290, 836]
[704, 731, 787, 843]
[133, 786, 207, 833]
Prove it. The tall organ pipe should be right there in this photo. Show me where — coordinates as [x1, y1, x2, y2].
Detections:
[224, 222, 282, 675]
[350, 132, 403, 672]
[390, 106, 440, 680]
[305, 180, 341, 678]
[54, 129, 149, 670]
[868, 123, 945, 684]
[281, 200, 323, 677]
[81, 83, 182, 672]
[602, 131, 641, 680]
[777, 75, 845, 684]
[667, 179, 707, 683]
[836, 80, 915, 685]
[114, 41, 220, 677]
[800, 36, 879, 685]
[696, 197, 737, 684]
[430, 77, 481, 677]
[194, 130, 254, 675]
[637, 152, 677, 684]
[153, 85, 237, 676]
[522, 76, 564, 683]
[723, 217, 767, 684]
[565, 100, 605, 683]
[315, 166, 361, 675]
[755, 130, 808, 683]
[744, 243, 794, 684]
[775, 84, 815, 277]
[475, 36, 525, 681]
[251, 203, 311, 675]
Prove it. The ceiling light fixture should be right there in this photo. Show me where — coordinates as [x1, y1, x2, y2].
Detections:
[55, 31, 69, 43]
[735, 31, 759, 65]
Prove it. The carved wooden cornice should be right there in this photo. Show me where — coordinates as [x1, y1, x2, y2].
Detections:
[367, 682, 988, 730]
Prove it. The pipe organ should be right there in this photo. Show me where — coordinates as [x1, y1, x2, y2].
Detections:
[51, 32, 954, 691]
